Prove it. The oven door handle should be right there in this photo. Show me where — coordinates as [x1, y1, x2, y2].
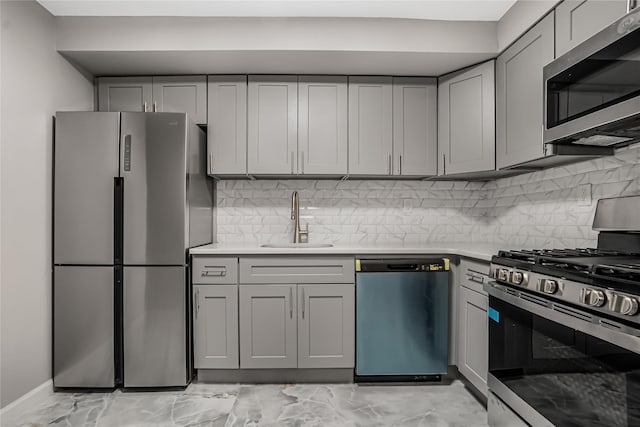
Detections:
[484, 281, 640, 353]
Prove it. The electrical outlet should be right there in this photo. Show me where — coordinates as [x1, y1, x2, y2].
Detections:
[578, 183, 592, 206]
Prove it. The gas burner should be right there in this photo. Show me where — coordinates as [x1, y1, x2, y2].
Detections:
[594, 262, 640, 284]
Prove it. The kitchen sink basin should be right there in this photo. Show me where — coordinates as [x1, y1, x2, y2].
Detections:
[260, 243, 334, 248]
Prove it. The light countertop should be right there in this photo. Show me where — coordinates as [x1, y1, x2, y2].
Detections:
[189, 242, 514, 262]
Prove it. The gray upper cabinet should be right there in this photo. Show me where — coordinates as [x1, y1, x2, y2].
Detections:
[193, 285, 239, 369]
[496, 13, 555, 169]
[298, 76, 348, 175]
[98, 76, 207, 124]
[152, 76, 207, 124]
[392, 78, 438, 176]
[207, 76, 247, 175]
[239, 284, 297, 369]
[98, 77, 153, 113]
[438, 61, 495, 175]
[555, 0, 628, 57]
[298, 284, 355, 369]
[348, 77, 393, 175]
[247, 76, 298, 175]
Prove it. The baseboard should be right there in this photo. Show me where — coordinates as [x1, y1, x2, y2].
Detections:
[0, 379, 53, 424]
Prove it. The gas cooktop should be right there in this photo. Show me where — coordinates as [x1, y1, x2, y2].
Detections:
[492, 248, 640, 287]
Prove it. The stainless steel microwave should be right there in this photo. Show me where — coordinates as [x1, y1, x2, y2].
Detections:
[544, 6, 640, 148]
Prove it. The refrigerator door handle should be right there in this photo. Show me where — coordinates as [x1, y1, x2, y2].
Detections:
[123, 134, 132, 172]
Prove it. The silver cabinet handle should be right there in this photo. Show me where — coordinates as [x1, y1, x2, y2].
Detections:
[301, 152, 305, 175]
[289, 287, 293, 319]
[388, 154, 392, 175]
[195, 288, 200, 319]
[153, 102, 157, 112]
[143, 101, 148, 112]
[466, 273, 485, 284]
[442, 153, 446, 175]
[628, 0, 638, 12]
[301, 288, 305, 319]
[291, 151, 295, 174]
[209, 153, 213, 174]
[202, 269, 226, 277]
[399, 155, 403, 175]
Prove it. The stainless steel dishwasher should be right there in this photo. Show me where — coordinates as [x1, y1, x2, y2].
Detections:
[355, 258, 449, 382]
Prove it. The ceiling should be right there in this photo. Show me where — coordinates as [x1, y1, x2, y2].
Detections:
[38, 0, 517, 21]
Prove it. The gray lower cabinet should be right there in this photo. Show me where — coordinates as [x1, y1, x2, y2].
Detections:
[348, 77, 393, 175]
[238, 282, 355, 369]
[239, 284, 298, 369]
[247, 76, 298, 175]
[194, 285, 239, 369]
[457, 284, 488, 396]
[438, 61, 495, 175]
[297, 284, 355, 368]
[207, 76, 247, 175]
[555, 0, 628, 57]
[496, 13, 555, 169]
[298, 76, 348, 175]
[97, 76, 207, 124]
[392, 77, 437, 176]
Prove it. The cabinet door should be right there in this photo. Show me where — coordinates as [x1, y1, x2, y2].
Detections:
[555, 0, 628, 57]
[298, 76, 348, 175]
[247, 76, 298, 175]
[348, 77, 393, 175]
[457, 285, 488, 396]
[98, 77, 153, 112]
[393, 77, 437, 176]
[298, 284, 355, 368]
[239, 284, 297, 368]
[496, 13, 555, 169]
[207, 76, 247, 175]
[152, 76, 207, 125]
[194, 285, 239, 369]
[438, 61, 495, 175]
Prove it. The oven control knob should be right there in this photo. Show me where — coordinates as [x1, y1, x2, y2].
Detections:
[512, 271, 523, 284]
[541, 279, 558, 294]
[580, 289, 606, 307]
[618, 296, 639, 316]
[496, 269, 510, 282]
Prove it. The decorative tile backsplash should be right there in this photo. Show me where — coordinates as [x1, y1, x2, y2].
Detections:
[216, 144, 640, 248]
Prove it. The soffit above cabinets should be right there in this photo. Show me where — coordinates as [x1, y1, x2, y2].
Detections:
[55, 16, 499, 76]
[38, 0, 517, 21]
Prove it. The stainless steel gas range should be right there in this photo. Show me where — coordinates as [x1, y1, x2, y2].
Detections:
[485, 195, 640, 427]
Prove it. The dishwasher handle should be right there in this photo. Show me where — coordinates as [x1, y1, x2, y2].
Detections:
[357, 258, 449, 272]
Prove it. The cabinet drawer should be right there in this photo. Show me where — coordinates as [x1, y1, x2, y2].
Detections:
[239, 257, 355, 284]
[460, 258, 489, 295]
[192, 257, 238, 284]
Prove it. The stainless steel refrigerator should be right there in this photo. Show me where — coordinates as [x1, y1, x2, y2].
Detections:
[53, 112, 213, 389]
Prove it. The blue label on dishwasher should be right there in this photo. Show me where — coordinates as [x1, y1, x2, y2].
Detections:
[488, 307, 500, 323]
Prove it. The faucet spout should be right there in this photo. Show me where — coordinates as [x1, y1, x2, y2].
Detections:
[290, 191, 308, 243]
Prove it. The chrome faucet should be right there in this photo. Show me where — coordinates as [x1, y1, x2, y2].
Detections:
[291, 191, 309, 244]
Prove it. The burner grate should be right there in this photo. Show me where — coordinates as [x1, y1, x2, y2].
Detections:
[594, 262, 640, 284]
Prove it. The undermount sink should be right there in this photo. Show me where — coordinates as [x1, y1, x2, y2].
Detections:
[260, 243, 334, 248]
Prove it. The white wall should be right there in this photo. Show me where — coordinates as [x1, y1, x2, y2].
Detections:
[0, 0, 93, 409]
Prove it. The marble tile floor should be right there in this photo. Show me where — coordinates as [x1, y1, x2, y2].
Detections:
[3, 380, 488, 427]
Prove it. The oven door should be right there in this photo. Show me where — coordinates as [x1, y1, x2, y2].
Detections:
[486, 283, 640, 427]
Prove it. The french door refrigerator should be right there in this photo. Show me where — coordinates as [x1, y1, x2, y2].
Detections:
[53, 111, 213, 390]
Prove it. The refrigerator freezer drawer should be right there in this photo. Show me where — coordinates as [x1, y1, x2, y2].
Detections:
[123, 266, 187, 387]
[53, 266, 115, 388]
